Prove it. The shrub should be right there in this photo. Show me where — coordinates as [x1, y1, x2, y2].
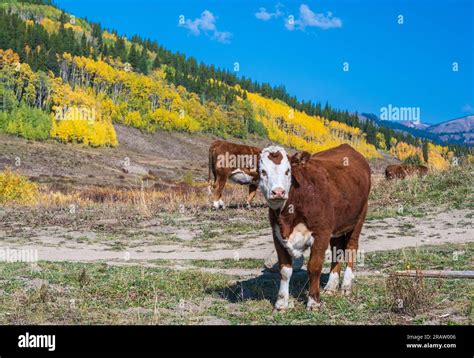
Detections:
[182, 171, 193, 185]
[403, 154, 424, 165]
[248, 116, 267, 137]
[385, 272, 435, 315]
[0, 169, 38, 204]
[0, 103, 51, 140]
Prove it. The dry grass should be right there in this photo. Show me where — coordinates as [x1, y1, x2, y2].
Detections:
[385, 271, 438, 315]
[368, 164, 473, 218]
[1, 164, 471, 222]
[16, 180, 266, 219]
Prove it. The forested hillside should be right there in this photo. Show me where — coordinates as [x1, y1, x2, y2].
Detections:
[0, 0, 471, 170]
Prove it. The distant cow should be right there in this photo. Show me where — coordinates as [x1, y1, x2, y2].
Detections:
[258, 144, 371, 311]
[208, 140, 261, 209]
[385, 164, 428, 180]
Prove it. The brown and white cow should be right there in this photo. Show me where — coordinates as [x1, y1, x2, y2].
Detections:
[208, 140, 261, 209]
[258, 144, 371, 311]
[385, 164, 428, 180]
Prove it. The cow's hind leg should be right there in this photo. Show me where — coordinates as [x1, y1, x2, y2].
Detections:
[273, 235, 293, 312]
[341, 202, 368, 295]
[212, 176, 227, 209]
[307, 231, 331, 310]
[246, 184, 258, 209]
[324, 235, 344, 294]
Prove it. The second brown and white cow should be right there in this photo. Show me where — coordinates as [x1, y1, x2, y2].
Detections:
[208, 140, 261, 209]
[258, 144, 371, 311]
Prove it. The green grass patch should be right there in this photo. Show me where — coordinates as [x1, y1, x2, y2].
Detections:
[364, 242, 474, 272]
[0, 242, 471, 325]
[369, 165, 473, 219]
[190, 258, 265, 270]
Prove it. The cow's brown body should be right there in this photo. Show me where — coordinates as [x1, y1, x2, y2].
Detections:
[269, 144, 371, 308]
[385, 164, 428, 180]
[208, 140, 261, 208]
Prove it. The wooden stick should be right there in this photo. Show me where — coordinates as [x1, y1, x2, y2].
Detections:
[394, 270, 474, 279]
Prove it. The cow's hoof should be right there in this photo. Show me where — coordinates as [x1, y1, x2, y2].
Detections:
[245, 203, 251, 209]
[341, 285, 353, 296]
[323, 272, 340, 295]
[323, 288, 338, 296]
[306, 297, 322, 311]
[218, 199, 225, 209]
[341, 268, 354, 296]
[274, 296, 289, 311]
[212, 200, 225, 210]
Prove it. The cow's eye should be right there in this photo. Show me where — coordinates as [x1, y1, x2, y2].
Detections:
[285, 169, 290, 176]
[261, 170, 267, 177]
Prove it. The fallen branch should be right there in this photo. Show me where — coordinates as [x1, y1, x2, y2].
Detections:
[395, 270, 474, 279]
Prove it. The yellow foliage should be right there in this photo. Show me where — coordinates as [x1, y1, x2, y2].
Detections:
[247, 92, 380, 158]
[0, 169, 38, 204]
[0, 48, 20, 67]
[64, 22, 84, 33]
[40, 17, 59, 33]
[59, 54, 209, 135]
[389, 142, 423, 162]
[49, 75, 118, 147]
[102, 31, 117, 42]
[124, 111, 143, 128]
[427, 143, 450, 171]
[389, 141, 451, 171]
[145, 108, 201, 132]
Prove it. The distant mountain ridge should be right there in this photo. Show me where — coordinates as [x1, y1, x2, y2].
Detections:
[361, 113, 474, 146]
[427, 115, 474, 145]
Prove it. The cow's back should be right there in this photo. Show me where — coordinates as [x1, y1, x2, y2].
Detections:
[385, 164, 428, 179]
[209, 140, 261, 179]
[302, 144, 371, 234]
[210, 140, 260, 160]
[311, 144, 371, 195]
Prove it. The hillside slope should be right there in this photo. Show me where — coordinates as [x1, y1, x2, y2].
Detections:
[427, 115, 474, 144]
[0, 0, 468, 171]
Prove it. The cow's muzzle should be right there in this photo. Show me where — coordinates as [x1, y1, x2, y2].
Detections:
[270, 187, 287, 200]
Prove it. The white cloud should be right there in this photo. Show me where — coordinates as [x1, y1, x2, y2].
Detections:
[212, 30, 232, 43]
[255, 5, 284, 21]
[179, 10, 232, 43]
[285, 4, 342, 31]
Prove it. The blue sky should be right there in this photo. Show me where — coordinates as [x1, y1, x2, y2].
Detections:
[54, 0, 473, 125]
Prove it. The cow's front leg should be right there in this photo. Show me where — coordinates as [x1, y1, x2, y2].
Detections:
[246, 183, 258, 209]
[275, 265, 292, 311]
[272, 228, 293, 312]
[307, 232, 330, 311]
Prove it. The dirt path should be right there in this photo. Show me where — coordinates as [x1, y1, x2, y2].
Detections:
[1, 209, 472, 273]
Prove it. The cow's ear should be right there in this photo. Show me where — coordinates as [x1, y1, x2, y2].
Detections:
[291, 151, 311, 166]
[291, 165, 304, 186]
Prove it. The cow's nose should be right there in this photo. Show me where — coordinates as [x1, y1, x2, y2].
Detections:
[271, 187, 286, 199]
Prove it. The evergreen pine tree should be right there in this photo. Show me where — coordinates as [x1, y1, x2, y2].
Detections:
[127, 44, 139, 70]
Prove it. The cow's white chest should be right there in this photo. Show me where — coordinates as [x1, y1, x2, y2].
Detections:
[273, 222, 314, 258]
[229, 169, 255, 185]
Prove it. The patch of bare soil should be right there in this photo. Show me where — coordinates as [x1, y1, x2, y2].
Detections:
[1, 203, 472, 276]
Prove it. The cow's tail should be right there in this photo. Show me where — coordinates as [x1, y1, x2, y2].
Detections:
[208, 147, 214, 196]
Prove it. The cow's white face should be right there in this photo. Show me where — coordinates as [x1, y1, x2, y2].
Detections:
[259, 146, 291, 210]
